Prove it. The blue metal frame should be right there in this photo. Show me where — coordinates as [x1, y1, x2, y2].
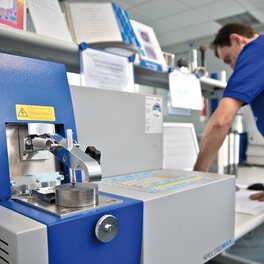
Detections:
[0, 53, 77, 199]
[1, 192, 143, 264]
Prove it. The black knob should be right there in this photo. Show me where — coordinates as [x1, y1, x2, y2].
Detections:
[85, 146, 101, 164]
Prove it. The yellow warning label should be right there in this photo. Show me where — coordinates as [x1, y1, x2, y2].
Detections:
[16, 105, 55, 121]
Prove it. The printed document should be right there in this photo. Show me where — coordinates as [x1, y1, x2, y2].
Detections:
[66, 2, 122, 44]
[80, 48, 134, 92]
[27, 0, 72, 42]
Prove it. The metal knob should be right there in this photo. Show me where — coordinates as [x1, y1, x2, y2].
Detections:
[95, 215, 118, 243]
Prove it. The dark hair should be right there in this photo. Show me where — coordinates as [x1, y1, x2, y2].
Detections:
[211, 23, 257, 57]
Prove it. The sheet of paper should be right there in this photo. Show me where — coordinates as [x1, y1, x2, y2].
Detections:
[167, 93, 191, 116]
[27, 0, 72, 42]
[169, 69, 203, 110]
[67, 2, 122, 44]
[236, 187, 264, 215]
[80, 48, 134, 92]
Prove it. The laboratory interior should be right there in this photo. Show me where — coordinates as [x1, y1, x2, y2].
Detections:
[1, 0, 264, 263]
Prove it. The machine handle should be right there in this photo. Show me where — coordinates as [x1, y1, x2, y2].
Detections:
[85, 146, 101, 165]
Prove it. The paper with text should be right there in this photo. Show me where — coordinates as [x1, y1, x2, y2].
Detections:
[27, 0, 72, 42]
[80, 48, 134, 92]
[66, 2, 122, 44]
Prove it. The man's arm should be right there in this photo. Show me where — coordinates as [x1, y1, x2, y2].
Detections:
[193, 97, 243, 172]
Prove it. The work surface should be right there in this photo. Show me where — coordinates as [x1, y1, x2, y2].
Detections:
[235, 166, 264, 240]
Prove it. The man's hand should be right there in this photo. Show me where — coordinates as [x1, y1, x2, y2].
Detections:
[249, 192, 264, 201]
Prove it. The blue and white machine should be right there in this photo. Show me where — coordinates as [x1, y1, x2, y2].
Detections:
[0, 52, 235, 264]
[0, 53, 142, 264]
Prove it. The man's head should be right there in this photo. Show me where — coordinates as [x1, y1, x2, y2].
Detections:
[211, 23, 258, 69]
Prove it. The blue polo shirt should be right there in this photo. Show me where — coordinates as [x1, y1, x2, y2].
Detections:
[223, 34, 264, 136]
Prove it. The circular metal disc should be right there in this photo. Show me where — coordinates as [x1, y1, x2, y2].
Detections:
[55, 182, 98, 208]
[95, 215, 118, 243]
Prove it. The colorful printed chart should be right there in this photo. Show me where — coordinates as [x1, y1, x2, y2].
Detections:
[102, 171, 209, 193]
[0, 0, 25, 29]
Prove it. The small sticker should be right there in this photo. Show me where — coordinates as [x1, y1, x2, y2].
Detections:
[16, 104, 55, 121]
[145, 96, 163, 134]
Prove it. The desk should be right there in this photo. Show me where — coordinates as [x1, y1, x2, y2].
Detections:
[213, 166, 264, 264]
[235, 166, 264, 240]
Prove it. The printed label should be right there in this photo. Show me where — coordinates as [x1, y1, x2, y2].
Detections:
[145, 96, 163, 134]
[16, 104, 55, 121]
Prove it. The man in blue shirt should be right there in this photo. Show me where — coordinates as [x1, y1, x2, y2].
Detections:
[193, 23, 264, 201]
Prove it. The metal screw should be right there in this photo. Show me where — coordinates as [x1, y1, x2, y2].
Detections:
[104, 224, 114, 233]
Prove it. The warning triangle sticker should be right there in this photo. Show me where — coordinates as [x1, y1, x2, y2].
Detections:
[18, 108, 28, 117]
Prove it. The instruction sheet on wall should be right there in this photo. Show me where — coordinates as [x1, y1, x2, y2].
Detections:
[145, 96, 163, 133]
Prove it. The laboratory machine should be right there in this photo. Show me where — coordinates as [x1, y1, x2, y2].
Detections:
[0, 52, 235, 264]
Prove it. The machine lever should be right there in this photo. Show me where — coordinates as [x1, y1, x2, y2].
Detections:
[30, 132, 102, 183]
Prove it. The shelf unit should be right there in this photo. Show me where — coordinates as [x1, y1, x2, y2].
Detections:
[0, 25, 226, 96]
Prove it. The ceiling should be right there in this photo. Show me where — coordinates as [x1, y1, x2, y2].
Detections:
[108, 0, 264, 51]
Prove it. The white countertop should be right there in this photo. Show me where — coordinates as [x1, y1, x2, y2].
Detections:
[235, 166, 264, 240]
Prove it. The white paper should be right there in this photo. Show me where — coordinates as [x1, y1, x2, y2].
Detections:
[27, 0, 72, 42]
[145, 96, 163, 134]
[68, 3, 122, 44]
[167, 92, 191, 116]
[80, 48, 134, 92]
[169, 69, 203, 110]
[236, 188, 264, 215]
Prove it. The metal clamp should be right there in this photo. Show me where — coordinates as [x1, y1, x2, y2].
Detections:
[27, 129, 102, 183]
